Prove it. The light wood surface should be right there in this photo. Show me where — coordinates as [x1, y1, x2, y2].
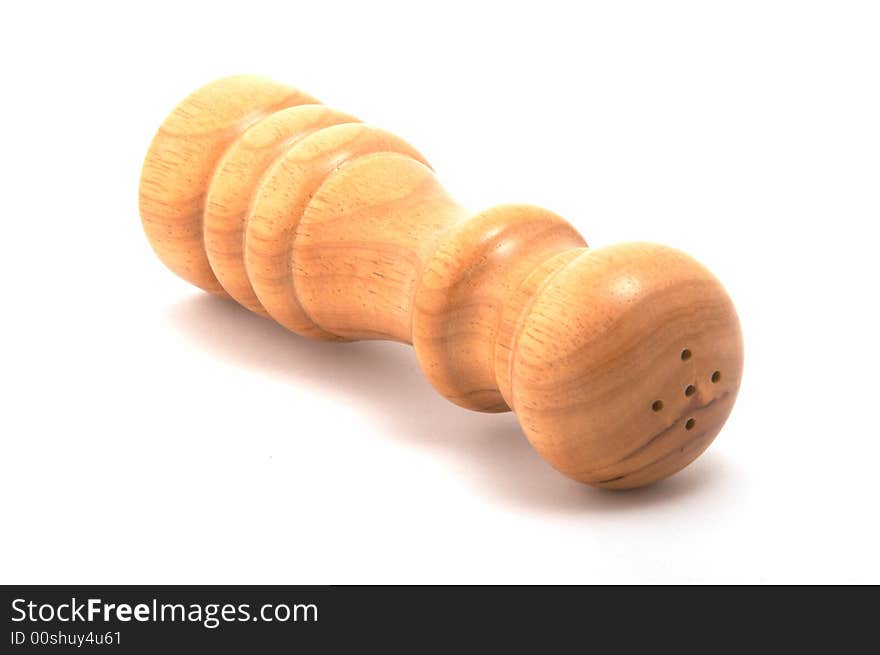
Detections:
[140, 76, 744, 490]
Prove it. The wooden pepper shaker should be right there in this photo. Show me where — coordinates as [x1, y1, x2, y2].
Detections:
[140, 75, 743, 490]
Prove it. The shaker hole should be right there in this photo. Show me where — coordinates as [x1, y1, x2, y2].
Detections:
[685, 418, 696, 430]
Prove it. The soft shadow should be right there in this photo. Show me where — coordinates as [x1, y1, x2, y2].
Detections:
[166, 294, 731, 514]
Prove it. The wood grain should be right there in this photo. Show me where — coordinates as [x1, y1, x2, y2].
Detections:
[139, 76, 744, 490]
[204, 104, 359, 314]
[247, 125, 432, 339]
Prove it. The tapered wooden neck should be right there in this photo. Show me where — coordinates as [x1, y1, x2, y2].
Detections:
[140, 75, 743, 490]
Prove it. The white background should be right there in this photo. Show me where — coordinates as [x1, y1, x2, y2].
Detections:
[1, 1, 878, 584]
